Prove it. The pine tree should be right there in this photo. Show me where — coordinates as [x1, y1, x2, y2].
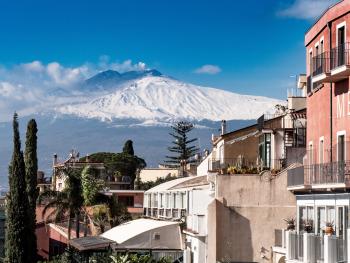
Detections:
[165, 121, 199, 167]
[5, 113, 31, 263]
[122, 140, 134, 156]
[24, 119, 38, 262]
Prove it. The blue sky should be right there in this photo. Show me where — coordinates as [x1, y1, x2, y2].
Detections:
[0, 0, 338, 99]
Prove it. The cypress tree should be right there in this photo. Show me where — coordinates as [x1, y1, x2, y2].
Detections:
[164, 121, 199, 167]
[24, 119, 38, 262]
[122, 140, 134, 156]
[5, 113, 30, 263]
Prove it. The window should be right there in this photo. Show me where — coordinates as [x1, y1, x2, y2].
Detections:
[337, 206, 347, 238]
[181, 193, 186, 209]
[338, 25, 346, 66]
[317, 207, 326, 235]
[316, 45, 319, 69]
[173, 193, 176, 208]
[338, 134, 345, 162]
[148, 194, 152, 208]
[160, 193, 164, 208]
[118, 196, 134, 207]
[166, 194, 170, 208]
[319, 138, 324, 164]
[309, 143, 314, 165]
[259, 133, 271, 168]
[299, 206, 314, 232]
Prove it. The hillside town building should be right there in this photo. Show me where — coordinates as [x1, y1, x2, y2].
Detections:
[276, 1, 350, 262]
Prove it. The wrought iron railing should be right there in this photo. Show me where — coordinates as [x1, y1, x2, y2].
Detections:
[331, 42, 350, 70]
[312, 51, 331, 77]
[305, 161, 350, 185]
[287, 161, 350, 187]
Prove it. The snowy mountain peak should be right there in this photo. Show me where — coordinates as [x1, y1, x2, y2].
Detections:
[58, 74, 284, 124]
[84, 69, 163, 91]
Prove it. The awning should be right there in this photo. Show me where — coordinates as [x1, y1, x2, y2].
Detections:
[101, 218, 183, 250]
[70, 236, 115, 251]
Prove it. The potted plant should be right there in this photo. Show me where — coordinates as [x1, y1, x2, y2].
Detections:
[325, 221, 334, 235]
[303, 219, 313, 233]
[227, 165, 237, 175]
[284, 217, 296, 231]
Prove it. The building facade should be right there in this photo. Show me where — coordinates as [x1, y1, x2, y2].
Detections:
[143, 176, 213, 263]
[284, 1, 350, 262]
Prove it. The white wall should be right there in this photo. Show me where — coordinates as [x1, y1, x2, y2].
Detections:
[197, 153, 212, 176]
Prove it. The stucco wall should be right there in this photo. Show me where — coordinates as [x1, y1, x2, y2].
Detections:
[208, 170, 296, 262]
[140, 168, 179, 182]
[220, 125, 259, 162]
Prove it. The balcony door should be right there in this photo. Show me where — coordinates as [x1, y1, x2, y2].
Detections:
[338, 134, 345, 182]
[338, 26, 345, 66]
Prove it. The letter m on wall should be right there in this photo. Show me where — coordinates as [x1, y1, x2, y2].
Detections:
[337, 94, 345, 118]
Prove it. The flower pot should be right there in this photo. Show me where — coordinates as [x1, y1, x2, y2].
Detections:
[325, 226, 333, 235]
[286, 223, 295, 231]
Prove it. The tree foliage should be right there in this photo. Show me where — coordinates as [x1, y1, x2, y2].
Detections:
[81, 166, 104, 206]
[165, 121, 199, 167]
[80, 151, 146, 186]
[122, 140, 134, 156]
[5, 113, 31, 263]
[39, 168, 84, 240]
[24, 119, 39, 262]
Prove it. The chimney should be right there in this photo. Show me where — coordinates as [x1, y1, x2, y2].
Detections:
[53, 153, 58, 166]
[221, 120, 227, 135]
[86, 154, 90, 163]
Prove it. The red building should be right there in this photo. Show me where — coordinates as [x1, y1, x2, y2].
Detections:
[305, 0, 350, 167]
[284, 1, 350, 262]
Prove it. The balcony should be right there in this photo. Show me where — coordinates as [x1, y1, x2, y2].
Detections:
[209, 158, 286, 174]
[285, 231, 347, 263]
[312, 51, 331, 83]
[330, 42, 350, 81]
[287, 161, 350, 190]
[309, 43, 350, 85]
[143, 207, 185, 220]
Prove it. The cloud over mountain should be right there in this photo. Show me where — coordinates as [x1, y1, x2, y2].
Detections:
[0, 58, 147, 121]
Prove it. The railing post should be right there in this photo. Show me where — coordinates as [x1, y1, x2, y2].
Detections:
[303, 233, 315, 263]
[282, 229, 286, 248]
[347, 229, 350, 262]
[324, 235, 336, 263]
[286, 231, 295, 260]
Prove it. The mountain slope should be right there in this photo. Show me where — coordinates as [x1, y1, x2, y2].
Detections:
[58, 75, 283, 123]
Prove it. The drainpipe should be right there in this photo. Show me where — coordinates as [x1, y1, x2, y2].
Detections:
[328, 21, 333, 163]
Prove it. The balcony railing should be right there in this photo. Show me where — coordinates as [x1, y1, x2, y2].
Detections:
[305, 161, 350, 185]
[287, 161, 350, 188]
[331, 42, 350, 70]
[286, 232, 347, 262]
[274, 229, 286, 248]
[312, 51, 331, 77]
[209, 158, 286, 174]
[290, 232, 304, 261]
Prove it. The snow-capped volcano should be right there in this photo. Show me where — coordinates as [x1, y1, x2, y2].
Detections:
[57, 70, 283, 123]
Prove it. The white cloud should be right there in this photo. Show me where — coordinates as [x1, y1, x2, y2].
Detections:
[0, 58, 148, 121]
[194, 64, 221, 75]
[277, 0, 339, 20]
